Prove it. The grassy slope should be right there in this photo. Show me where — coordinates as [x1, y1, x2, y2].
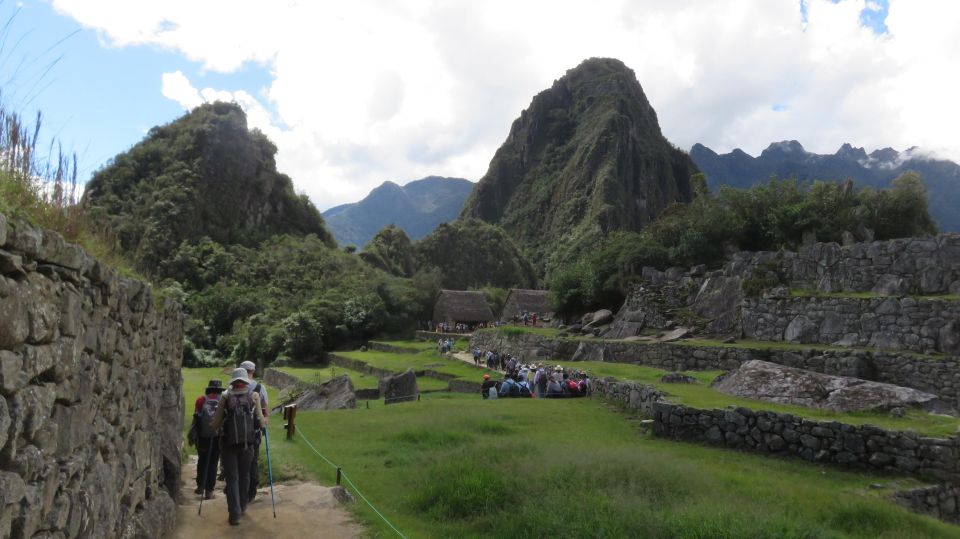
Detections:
[276, 365, 381, 390]
[336, 349, 498, 384]
[553, 362, 960, 438]
[261, 392, 959, 538]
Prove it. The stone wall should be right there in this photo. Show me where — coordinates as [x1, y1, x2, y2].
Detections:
[591, 377, 666, 415]
[894, 484, 960, 524]
[652, 402, 960, 481]
[0, 214, 184, 538]
[592, 376, 960, 480]
[741, 296, 960, 355]
[470, 330, 960, 410]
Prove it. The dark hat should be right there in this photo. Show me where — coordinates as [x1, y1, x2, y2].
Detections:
[205, 379, 225, 394]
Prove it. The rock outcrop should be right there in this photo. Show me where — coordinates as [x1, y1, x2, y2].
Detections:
[710, 360, 938, 413]
[380, 369, 418, 404]
[0, 214, 183, 538]
[459, 57, 697, 274]
[288, 375, 357, 411]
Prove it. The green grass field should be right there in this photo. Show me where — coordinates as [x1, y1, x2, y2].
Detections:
[791, 289, 960, 301]
[550, 362, 960, 437]
[254, 390, 959, 538]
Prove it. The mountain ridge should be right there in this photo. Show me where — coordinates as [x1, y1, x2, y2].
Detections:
[691, 141, 960, 231]
[459, 57, 697, 276]
[322, 176, 474, 247]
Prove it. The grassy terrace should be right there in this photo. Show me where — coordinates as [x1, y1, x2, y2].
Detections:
[276, 365, 381, 390]
[791, 289, 960, 301]
[335, 348, 495, 385]
[262, 392, 959, 538]
[551, 361, 960, 438]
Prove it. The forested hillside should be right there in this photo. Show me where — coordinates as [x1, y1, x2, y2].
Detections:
[82, 102, 333, 271]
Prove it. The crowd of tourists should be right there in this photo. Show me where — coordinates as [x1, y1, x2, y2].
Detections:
[187, 361, 269, 526]
[507, 311, 541, 326]
[437, 338, 456, 354]
[418, 320, 500, 333]
[475, 350, 592, 399]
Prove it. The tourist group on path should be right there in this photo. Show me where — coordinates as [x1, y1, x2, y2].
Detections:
[188, 361, 270, 526]
[476, 352, 592, 399]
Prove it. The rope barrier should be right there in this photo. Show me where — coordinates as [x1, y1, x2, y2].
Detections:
[296, 429, 407, 539]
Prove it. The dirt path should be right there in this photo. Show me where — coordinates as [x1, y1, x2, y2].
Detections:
[173, 455, 363, 538]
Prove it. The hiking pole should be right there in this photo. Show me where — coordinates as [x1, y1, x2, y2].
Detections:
[263, 428, 277, 518]
[198, 436, 215, 516]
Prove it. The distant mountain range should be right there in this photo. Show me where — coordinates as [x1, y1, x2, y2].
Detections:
[322, 176, 474, 247]
[691, 141, 960, 231]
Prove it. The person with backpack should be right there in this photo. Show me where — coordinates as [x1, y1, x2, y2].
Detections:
[239, 361, 269, 504]
[190, 380, 225, 498]
[210, 368, 267, 526]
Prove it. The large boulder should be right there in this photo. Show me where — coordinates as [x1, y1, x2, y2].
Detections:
[710, 360, 939, 413]
[692, 276, 744, 333]
[290, 375, 356, 411]
[380, 369, 418, 405]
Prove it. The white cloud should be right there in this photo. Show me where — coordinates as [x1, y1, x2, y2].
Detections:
[52, 0, 960, 209]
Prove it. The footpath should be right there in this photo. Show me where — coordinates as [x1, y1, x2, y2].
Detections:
[172, 455, 363, 538]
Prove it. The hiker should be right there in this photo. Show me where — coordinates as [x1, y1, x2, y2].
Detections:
[480, 374, 498, 399]
[499, 375, 520, 398]
[211, 368, 267, 526]
[239, 361, 269, 504]
[473, 347, 482, 366]
[189, 380, 225, 498]
[534, 366, 547, 398]
[546, 374, 564, 398]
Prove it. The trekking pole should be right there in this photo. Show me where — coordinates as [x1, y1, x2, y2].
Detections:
[198, 436, 215, 516]
[263, 428, 277, 518]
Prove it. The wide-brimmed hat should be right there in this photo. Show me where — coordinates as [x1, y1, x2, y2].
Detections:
[229, 368, 250, 385]
[483, 374, 490, 380]
[239, 360, 256, 372]
[205, 379, 225, 394]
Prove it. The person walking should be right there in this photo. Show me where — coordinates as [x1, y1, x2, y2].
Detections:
[211, 368, 267, 525]
[192, 380, 225, 498]
[239, 360, 268, 504]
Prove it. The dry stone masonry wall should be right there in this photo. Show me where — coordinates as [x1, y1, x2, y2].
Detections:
[742, 296, 960, 355]
[0, 214, 183, 539]
[590, 377, 960, 481]
[895, 484, 960, 524]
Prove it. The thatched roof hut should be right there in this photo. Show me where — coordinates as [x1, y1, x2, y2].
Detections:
[433, 290, 494, 324]
[501, 289, 553, 321]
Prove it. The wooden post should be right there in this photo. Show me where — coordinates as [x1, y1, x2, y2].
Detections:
[336, 467, 342, 486]
[283, 404, 297, 440]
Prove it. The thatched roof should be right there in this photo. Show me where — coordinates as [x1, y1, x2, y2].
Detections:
[502, 289, 553, 319]
[433, 290, 494, 323]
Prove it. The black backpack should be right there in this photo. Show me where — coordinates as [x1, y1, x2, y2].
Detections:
[197, 398, 220, 439]
[221, 392, 259, 448]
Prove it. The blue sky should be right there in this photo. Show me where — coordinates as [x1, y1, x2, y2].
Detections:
[2, 1, 271, 179]
[4, 0, 956, 210]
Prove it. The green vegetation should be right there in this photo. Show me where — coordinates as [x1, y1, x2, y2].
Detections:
[552, 362, 959, 437]
[414, 219, 538, 289]
[479, 325, 566, 338]
[173, 234, 439, 367]
[261, 391, 957, 538]
[550, 175, 937, 314]
[359, 224, 418, 277]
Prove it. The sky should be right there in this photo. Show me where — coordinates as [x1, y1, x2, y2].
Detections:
[3, 0, 958, 210]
